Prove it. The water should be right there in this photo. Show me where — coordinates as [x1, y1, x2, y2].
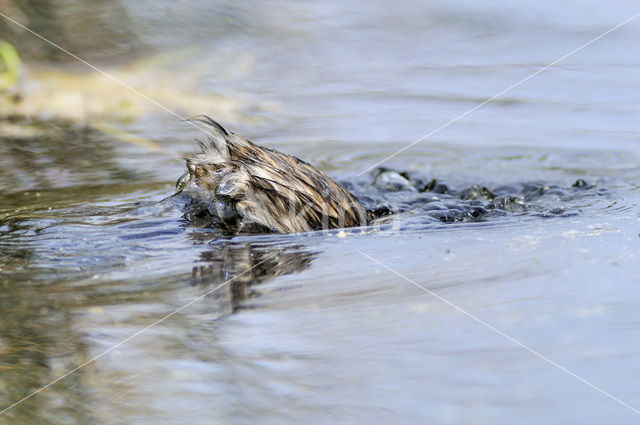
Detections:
[1, 1, 640, 424]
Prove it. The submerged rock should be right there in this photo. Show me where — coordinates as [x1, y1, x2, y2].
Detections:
[572, 179, 594, 190]
[373, 171, 417, 192]
[420, 179, 450, 194]
[460, 185, 496, 201]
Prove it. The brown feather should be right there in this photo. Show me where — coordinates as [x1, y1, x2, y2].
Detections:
[179, 117, 369, 233]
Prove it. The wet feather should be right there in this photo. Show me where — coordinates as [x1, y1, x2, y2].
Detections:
[179, 117, 370, 233]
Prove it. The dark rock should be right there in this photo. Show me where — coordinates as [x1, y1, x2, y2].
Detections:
[572, 179, 593, 190]
[374, 171, 417, 192]
[460, 185, 496, 200]
[490, 195, 526, 213]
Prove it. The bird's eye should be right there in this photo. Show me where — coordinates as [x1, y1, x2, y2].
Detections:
[175, 171, 191, 193]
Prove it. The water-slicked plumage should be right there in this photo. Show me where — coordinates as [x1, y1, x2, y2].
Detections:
[178, 117, 369, 233]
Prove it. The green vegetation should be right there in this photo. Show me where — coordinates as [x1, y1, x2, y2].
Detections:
[0, 40, 21, 90]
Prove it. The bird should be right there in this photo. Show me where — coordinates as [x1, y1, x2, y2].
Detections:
[175, 116, 371, 233]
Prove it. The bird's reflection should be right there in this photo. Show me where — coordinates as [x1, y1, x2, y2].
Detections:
[190, 241, 316, 314]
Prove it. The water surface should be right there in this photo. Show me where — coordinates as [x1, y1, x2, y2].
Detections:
[1, 1, 640, 424]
